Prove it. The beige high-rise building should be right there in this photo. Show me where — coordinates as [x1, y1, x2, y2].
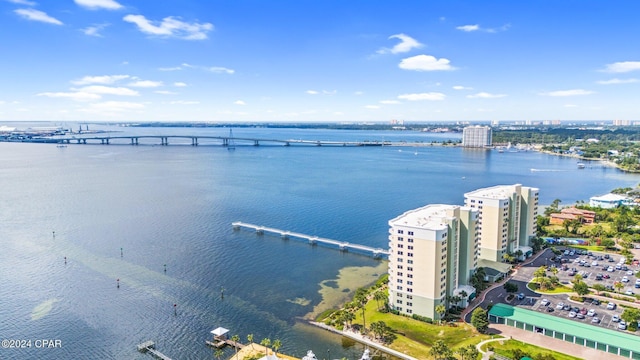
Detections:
[464, 184, 539, 263]
[387, 205, 478, 320]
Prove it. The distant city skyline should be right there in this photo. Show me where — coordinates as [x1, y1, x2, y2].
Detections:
[1, 0, 639, 122]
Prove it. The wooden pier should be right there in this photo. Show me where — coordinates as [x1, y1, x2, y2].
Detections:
[205, 327, 245, 350]
[232, 221, 389, 258]
[137, 341, 172, 360]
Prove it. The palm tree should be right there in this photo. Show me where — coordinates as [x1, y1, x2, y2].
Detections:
[343, 311, 355, 329]
[429, 339, 452, 360]
[214, 349, 224, 360]
[465, 344, 479, 360]
[374, 291, 387, 310]
[457, 346, 470, 360]
[435, 304, 446, 324]
[260, 338, 271, 358]
[272, 339, 282, 358]
[459, 290, 468, 308]
[231, 334, 240, 359]
[247, 333, 254, 350]
[354, 288, 368, 332]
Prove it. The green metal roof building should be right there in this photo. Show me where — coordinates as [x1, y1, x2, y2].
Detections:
[488, 303, 640, 359]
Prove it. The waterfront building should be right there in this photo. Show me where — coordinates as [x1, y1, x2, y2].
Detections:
[464, 184, 539, 263]
[462, 126, 492, 148]
[388, 204, 479, 320]
[589, 193, 629, 208]
[549, 207, 596, 225]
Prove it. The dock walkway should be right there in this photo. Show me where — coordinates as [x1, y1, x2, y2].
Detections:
[232, 221, 389, 257]
[137, 341, 172, 360]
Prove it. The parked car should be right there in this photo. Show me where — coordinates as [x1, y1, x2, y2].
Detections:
[579, 308, 588, 315]
[612, 315, 620, 322]
[625, 289, 634, 295]
[622, 276, 629, 283]
[595, 273, 603, 280]
[587, 309, 596, 317]
[541, 299, 550, 306]
[563, 304, 571, 311]
[627, 270, 634, 276]
[608, 258, 615, 262]
[556, 302, 565, 310]
[572, 306, 580, 313]
[592, 299, 601, 306]
[603, 274, 610, 279]
[546, 307, 555, 313]
[607, 302, 617, 310]
[568, 311, 577, 318]
[592, 317, 601, 324]
[576, 313, 585, 319]
[607, 266, 614, 272]
[517, 293, 525, 300]
[618, 321, 627, 330]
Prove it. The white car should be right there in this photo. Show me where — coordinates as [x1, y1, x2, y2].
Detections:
[587, 309, 596, 317]
[612, 315, 620, 322]
[627, 270, 634, 276]
[541, 299, 550, 306]
[625, 289, 634, 295]
[619, 321, 627, 330]
[591, 261, 598, 266]
[622, 276, 629, 283]
[568, 311, 577, 318]
[592, 317, 600, 324]
[607, 266, 614, 272]
[607, 302, 617, 310]
[556, 302, 565, 310]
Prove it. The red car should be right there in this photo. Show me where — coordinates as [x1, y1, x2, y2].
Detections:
[603, 274, 611, 279]
[580, 308, 588, 315]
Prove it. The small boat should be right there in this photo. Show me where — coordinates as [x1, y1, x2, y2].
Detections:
[56, 144, 67, 148]
[577, 162, 585, 169]
[359, 348, 371, 360]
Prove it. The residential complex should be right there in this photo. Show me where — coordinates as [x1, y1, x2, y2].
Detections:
[464, 184, 539, 262]
[387, 184, 538, 320]
[388, 205, 479, 320]
[462, 125, 492, 148]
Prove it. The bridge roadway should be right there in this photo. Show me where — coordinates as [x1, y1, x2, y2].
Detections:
[232, 221, 389, 257]
[52, 135, 390, 147]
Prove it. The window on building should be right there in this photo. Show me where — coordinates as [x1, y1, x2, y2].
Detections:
[397, 272, 403, 277]
[407, 288, 413, 293]
[407, 302, 413, 307]
[408, 253, 413, 257]
[398, 230, 404, 234]
[398, 237, 403, 242]
[407, 259, 413, 264]
[397, 293, 402, 298]
[407, 267, 413, 271]
[408, 245, 413, 250]
[397, 244, 404, 248]
[407, 281, 413, 285]
[406, 295, 412, 299]
[407, 309, 412, 314]
[396, 300, 403, 304]
[397, 265, 403, 269]
[408, 231, 414, 235]
[407, 274, 413, 278]
[397, 251, 403, 256]
[408, 238, 414, 243]
[396, 286, 402, 290]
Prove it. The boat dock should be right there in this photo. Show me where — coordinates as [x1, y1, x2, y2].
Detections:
[232, 221, 389, 258]
[205, 327, 245, 350]
[137, 341, 172, 360]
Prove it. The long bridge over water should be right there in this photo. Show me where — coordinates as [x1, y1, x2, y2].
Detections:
[232, 221, 389, 258]
[36, 135, 393, 147]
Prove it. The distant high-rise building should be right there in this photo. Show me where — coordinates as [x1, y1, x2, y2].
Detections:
[387, 205, 478, 320]
[613, 119, 631, 126]
[463, 184, 539, 262]
[462, 126, 492, 148]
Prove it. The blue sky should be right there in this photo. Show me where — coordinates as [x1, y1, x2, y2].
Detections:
[1, 0, 639, 123]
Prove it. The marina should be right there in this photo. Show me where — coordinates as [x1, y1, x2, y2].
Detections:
[232, 221, 389, 257]
[137, 341, 172, 360]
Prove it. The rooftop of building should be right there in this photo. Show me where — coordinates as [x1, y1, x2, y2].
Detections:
[389, 204, 465, 230]
[488, 303, 640, 352]
[464, 184, 522, 200]
[590, 193, 628, 202]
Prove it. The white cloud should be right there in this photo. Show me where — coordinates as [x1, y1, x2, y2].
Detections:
[154, 90, 177, 95]
[306, 90, 319, 95]
[234, 100, 246, 105]
[596, 78, 639, 85]
[399, 55, 455, 71]
[76, 85, 139, 96]
[467, 92, 507, 99]
[601, 61, 640, 73]
[75, 0, 123, 10]
[364, 105, 380, 109]
[14, 8, 63, 25]
[208, 66, 234, 74]
[37, 91, 101, 101]
[540, 89, 595, 97]
[128, 80, 163, 88]
[169, 100, 199, 105]
[174, 82, 187, 87]
[453, 85, 473, 90]
[380, 100, 400, 104]
[7, 0, 36, 6]
[377, 33, 423, 54]
[397, 92, 446, 101]
[82, 23, 109, 37]
[159, 66, 183, 71]
[456, 24, 479, 32]
[72, 75, 129, 85]
[123, 15, 213, 40]
[456, 24, 510, 33]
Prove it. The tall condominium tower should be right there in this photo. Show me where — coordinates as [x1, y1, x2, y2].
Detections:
[463, 184, 539, 262]
[462, 125, 492, 148]
[387, 205, 479, 320]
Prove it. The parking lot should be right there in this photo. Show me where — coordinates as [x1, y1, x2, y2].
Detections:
[501, 247, 640, 334]
[552, 248, 640, 297]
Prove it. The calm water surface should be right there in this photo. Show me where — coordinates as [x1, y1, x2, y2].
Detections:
[1, 125, 638, 359]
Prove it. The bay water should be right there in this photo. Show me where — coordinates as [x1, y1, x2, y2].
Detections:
[1, 125, 638, 359]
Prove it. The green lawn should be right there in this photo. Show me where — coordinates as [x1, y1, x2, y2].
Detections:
[351, 300, 491, 359]
[527, 282, 572, 293]
[484, 339, 583, 360]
